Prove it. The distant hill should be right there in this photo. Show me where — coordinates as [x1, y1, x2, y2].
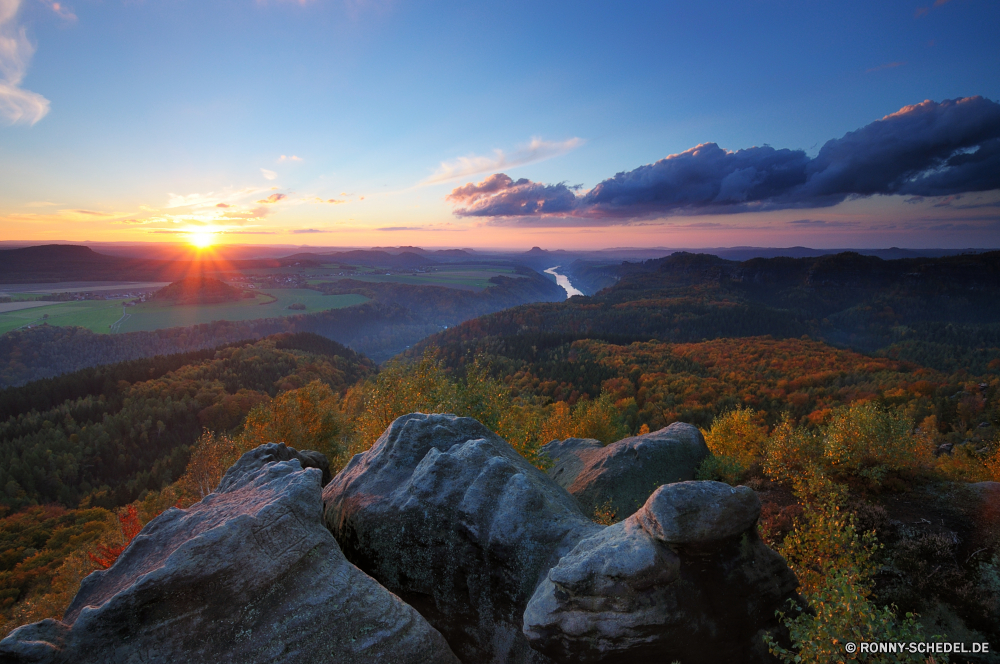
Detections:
[410, 251, 1000, 375]
[283, 250, 437, 269]
[151, 277, 244, 304]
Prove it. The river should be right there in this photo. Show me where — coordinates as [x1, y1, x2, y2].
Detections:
[544, 266, 584, 299]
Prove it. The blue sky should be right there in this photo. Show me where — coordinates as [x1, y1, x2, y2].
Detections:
[2, 0, 999, 249]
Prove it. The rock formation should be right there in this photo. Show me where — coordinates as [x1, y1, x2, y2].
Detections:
[323, 413, 602, 664]
[324, 414, 797, 664]
[0, 444, 458, 664]
[541, 423, 710, 519]
[523, 481, 798, 663]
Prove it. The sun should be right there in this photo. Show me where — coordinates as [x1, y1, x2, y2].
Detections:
[188, 230, 216, 249]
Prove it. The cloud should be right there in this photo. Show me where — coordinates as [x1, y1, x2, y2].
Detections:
[39, 0, 75, 21]
[278, 155, 302, 162]
[70, 209, 114, 216]
[256, 193, 286, 204]
[216, 203, 231, 208]
[447, 97, 1000, 222]
[0, 0, 51, 125]
[291, 228, 329, 234]
[424, 136, 584, 185]
[166, 186, 272, 209]
[787, 219, 859, 227]
[261, 168, 277, 180]
[447, 173, 580, 216]
[376, 226, 421, 231]
[314, 197, 346, 204]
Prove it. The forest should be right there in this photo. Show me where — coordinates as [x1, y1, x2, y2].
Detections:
[1, 250, 999, 661]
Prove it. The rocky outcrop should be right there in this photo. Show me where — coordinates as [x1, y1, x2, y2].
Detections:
[523, 481, 799, 664]
[325, 414, 798, 664]
[542, 423, 710, 520]
[323, 413, 602, 664]
[0, 445, 458, 664]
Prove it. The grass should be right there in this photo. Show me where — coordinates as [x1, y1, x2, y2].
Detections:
[0, 290, 367, 335]
[0, 300, 127, 335]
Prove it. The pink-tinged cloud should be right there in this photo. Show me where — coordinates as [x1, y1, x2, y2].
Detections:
[216, 203, 231, 208]
[425, 137, 584, 185]
[257, 193, 287, 204]
[448, 97, 1000, 223]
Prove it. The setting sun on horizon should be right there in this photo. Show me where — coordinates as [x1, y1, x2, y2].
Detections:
[187, 230, 217, 250]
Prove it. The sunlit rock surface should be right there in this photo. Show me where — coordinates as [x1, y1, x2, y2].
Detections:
[0, 444, 458, 664]
[542, 423, 711, 519]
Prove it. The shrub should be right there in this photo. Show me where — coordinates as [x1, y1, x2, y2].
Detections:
[822, 402, 926, 486]
[765, 468, 943, 663]
[699, 407, 767, 482]
[703, 407, 768, 466]
[695, 455, 747, 485]
[764, 420, 823, 485]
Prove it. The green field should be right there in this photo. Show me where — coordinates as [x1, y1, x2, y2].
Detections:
[0, 290, 368, 335]
[0, 300, 127, 335]
[306, 265, 522, 291]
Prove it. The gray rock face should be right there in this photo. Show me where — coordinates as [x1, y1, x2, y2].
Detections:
[523, 480, 799, 664]
[323, 413, 602, 664]
[0, 446, 458, 664]
[542, 423, 710, 520]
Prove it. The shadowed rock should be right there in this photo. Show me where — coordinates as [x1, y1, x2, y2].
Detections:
[523, 481, 799, 664]
[323, 413, 602, 664]
[0, 445, 458, 664]
[542, 423, 710, 520]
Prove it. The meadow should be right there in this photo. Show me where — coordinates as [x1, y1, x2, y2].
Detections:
[0, 290, 368, 335]
[0, 300, 126, 335]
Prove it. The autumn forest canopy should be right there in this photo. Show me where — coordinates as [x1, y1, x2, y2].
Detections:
[0, 247, 999, 659]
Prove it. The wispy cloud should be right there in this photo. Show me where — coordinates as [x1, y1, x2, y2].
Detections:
[278, 154, 302, 162]
[0, 0, 51, 125]
[261, 168, 277, 180]
[788, 219, 859, 227]
[165, 186, 273, 209]
[257, 193, 286, 204]
[291, 228, 329, 234]
[423, 136, 584, 185]
[69, 209, 115, 217]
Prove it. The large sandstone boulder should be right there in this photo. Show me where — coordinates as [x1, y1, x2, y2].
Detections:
[323, 413, 603, 664]
[0, 444, 458, 664]
[542, 423, 710, 520]
[523, 481, 799, 664]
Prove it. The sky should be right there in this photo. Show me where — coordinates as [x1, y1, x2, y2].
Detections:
[1, 0, 999, 251]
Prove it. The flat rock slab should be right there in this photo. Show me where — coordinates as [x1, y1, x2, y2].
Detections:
[542, 423, 710, 520]
[323, 413, 601, 664]
[0, 443, 458, 664]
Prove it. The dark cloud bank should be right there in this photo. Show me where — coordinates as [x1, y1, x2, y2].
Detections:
[447, 97, 1000, 221]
